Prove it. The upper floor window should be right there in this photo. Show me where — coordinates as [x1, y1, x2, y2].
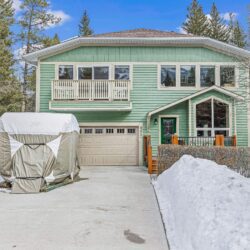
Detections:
[59, 65, 73, 80]
[200, 66, 215, 87]
[94, 66, 109, 79]
[115, 65, 130, 80]
[220, 66, 235, 87]
[161, 66, 176, 87]
[180, 65, 196, 87]
[77, 66, 109, 80]
[78, 67, 92, 79]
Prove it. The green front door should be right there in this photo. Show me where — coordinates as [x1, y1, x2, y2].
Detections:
[161, 117, 177, 144]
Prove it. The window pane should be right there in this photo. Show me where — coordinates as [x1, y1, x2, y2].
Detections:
[161, 66, 176, 87]
[220, 66, 235, 87]
[78, 67, 92, 79]
[181, 66, 196, 87]
[196, 99, 212, 128]
[214, 130, 229, 136]
[115, 66, 129, 80]
[59, 65, 73, 79]
[200, 66, 215, 87]
[94, 67, 109, 79]
[197, 130, 212, 137]
[214, 100, 229, 128]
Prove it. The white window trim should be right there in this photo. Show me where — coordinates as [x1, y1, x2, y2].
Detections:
[157, 62, 239, 90]
[158, 115, 180, 145]
[193, 96, 233, 137]
[55, 63, 133, 89]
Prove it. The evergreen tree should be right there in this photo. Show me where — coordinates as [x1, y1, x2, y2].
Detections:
[229, 14, 246, 48]
[42, 33, 60, 48]
[182, 0, 209, 36]
[18, 0, 61, 111]
[0, 0, 14, 81]
[208, 3, 230, 43]
[0, 0, 22, 114]
[79, 10, 93, 36]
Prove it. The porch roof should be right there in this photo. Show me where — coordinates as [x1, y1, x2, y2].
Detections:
[146, 85, 244, 131]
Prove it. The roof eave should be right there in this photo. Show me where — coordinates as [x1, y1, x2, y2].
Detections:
[22, 37, 250, 65]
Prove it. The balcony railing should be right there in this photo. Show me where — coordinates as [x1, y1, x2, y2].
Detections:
[52, 80, 130, 101]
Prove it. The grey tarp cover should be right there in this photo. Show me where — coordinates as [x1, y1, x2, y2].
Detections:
[0, 113, 80, 193]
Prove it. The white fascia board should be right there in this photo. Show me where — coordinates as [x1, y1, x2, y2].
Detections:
[146, 85, 244, 131]
[23, 37, 250, 65]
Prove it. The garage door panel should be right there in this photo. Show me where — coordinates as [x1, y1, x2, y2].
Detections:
[79, 126, 139, 166]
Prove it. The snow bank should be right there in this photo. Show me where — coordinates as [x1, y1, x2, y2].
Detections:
[153, 155, 250, 250]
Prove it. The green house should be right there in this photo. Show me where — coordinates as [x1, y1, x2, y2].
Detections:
[23, 29, 250, 166]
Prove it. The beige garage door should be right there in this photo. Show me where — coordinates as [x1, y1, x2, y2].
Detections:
[79, 127, 139, 166]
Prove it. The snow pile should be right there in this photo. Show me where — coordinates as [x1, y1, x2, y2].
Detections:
[153, 155, 250, 250]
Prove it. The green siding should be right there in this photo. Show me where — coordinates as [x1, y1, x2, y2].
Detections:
[39, 46, 249, 158]
[42, 46, 236, 63]
[40, 64, 55, 112]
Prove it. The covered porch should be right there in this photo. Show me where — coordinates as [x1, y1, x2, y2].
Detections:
[145, 86, 244, 173]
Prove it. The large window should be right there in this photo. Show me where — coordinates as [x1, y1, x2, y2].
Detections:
[161, 66, 176, 87]
[94, 66, 109, 80]
[200, 66, 215, 87]
[115, 65, 130, 80]
[78, 67, 92, 79]
[181, 65, 196, 87]
[59, 65, 73, 80]
[220, 66, 235, 87]
[77, 66, 109, 80]
[196, 98, 230, 137]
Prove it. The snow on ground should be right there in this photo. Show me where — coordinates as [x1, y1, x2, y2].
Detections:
[153, 155, 250, 250]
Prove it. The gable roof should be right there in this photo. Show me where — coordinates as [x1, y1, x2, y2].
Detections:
[92, 28, 193, 38]
[23, 28, 250, 65]
[146, 85, 244, 131]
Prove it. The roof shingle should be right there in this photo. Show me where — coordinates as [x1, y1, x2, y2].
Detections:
[92, 28, 193, 38]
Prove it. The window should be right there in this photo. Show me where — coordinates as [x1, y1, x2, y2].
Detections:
[95, 128, 103, 134]
[220, 66, 235, 87]
[117, 128, 125, 134]
[78, 67, 92, 79]
[115, 66, 130, 80]
[106, 128, 114, 134]
[200, 66, 215, 87]
[84, 128, 93, 134]
[181, 66, 196, 87]
[128, 128, 136, 134]
[161, 66, 176, 87]
[94, 67, 109, 80]
[59, 65, 73, 79]
[196, 98, 230, 137]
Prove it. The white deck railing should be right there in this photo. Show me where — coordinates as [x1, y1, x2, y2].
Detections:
[52, 80, 130, 101]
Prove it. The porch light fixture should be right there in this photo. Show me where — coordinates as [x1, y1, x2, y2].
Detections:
[154, 118, 158, 126]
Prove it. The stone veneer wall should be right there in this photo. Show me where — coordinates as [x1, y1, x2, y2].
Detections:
[158, 145, 250, 177]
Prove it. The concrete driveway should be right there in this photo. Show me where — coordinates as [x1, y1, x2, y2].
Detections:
[0, 166, 169, 250]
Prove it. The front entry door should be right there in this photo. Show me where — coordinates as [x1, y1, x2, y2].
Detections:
[161, 117, 177, 144]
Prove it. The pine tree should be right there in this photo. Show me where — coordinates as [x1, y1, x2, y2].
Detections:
[182, 0, 209, 36]
[0, 0, 14, 81]
[208, 3, 230, 43]
[18, 0, 61, 112]
[42, 33, 60, 48]
[0, 0, 22, 115]
[229, 14, 246, 48]
[79, 10, 93, 36]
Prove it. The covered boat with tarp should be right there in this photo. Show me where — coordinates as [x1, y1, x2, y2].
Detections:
[0, 113, 80, 193]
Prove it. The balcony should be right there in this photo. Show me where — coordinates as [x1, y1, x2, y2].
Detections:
[49, 80, 132, 111]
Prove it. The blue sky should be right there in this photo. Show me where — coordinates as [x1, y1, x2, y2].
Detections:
[13, 0, 249, 41]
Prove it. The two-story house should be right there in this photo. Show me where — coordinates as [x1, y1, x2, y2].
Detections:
[23, 29, 250, 167]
